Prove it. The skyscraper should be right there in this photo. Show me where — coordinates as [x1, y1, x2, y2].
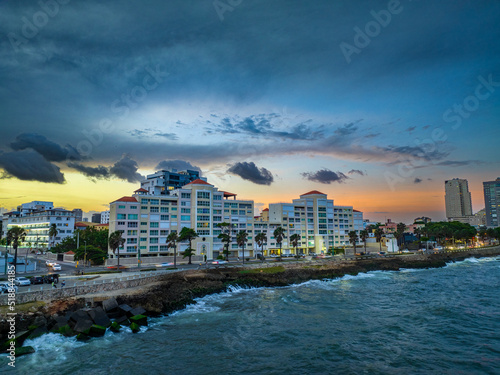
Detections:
[483, 178, 500, 228]
[445, 178, 473, 221]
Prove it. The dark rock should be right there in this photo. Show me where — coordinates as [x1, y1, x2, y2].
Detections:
[53, 315, 68, 330]
[33, 315, 47, 328]
[129, 315, 148, 326]
[102, 298, 119, 313]
[128, 307, 147, 317]
[88, 307, 111, 327]
[110, 322, 121, 333]
[68, 310, 90, 323]
[15, 346, 35, 357]
[114, 315, 130, 326]
[0, 330, 32, 352]
[118, 304, 133, 315]
[73, 319, 94, 334]
[27, 326, 49, 340]
[88, 325, 107, 337]
[130, 322, 140, 333]
[76, 333, 90, 341]
[53, 324, 74, 337]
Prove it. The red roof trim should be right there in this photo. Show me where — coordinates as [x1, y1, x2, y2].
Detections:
[184, 179, 212, 186]
[112, 196, 138, 203]
[263, 208, 269, 211]
[301, 190, 327, 196]
[134, 188, 148, 192]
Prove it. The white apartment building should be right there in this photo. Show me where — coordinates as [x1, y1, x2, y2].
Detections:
[100, 210, 110, 224]
[2, 201, 76, 248]
[108, 179, 254, 262]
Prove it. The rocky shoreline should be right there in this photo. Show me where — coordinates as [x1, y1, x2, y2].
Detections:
[2, 247, 500, 355]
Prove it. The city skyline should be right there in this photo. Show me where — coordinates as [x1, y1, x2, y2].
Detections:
[1, 1, 499, 224]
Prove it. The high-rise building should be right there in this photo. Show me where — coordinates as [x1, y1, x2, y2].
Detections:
[140, 169, 205, 195]
[445, 178, 473, 221]
[100, 210, 110, 224]
[91, 213, 102, 223]
[483, 178, 500, 228]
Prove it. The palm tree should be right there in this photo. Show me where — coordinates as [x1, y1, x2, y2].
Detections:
[179, 227, 198, 264]
[273, 226, 285, 260]
[413, 227, 422, 240]
[49, 223, 58, 249]
[348, 231, 359, 255]
[236, 230, 248, 264]
[395, 222, 406, 252]
[218, 222, 232, 261]
[108, 230, 125, 269]
[167, 231, 179, 268]
[254, 232, 267, 262]
[7, 226, 27, 276]
[359, 230, 368, 254]
[374, 228, 384, 253]
[290, 233, 301, 258]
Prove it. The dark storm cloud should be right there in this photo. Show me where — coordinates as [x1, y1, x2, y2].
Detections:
[155, 160, 202, 173]
[348, 169, 365, 176]
[109, 155, 144, 183]
[227, 162, 273, 185]
[0, 150, 65, 183]
[67, 162, 110, 179]
[301, 169, 349, 184]
[10, 133, 81, 162]
[414, 178, 423, 184]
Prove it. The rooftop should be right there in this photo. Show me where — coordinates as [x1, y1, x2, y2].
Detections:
[184, 179, 213, 186]
[300, 190, 327, 196]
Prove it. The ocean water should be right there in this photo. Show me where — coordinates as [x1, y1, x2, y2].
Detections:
[3, 256, 500, 375]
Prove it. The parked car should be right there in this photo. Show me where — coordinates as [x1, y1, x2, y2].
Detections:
[43, 274, 59, 284]
[212, 260, 228, 265]
[14, 277, 31, 286]
[51, 264, 62, 271]
[155, 262, 174, 267]
[0, 282, 18, 294]
[30, 276, 44, 285]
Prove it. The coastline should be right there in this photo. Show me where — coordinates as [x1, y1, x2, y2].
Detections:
[2, 246, 500, 347]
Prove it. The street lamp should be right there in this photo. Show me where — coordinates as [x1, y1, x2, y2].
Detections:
[83, 240, 87, 274]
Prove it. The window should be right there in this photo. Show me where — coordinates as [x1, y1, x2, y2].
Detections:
[161, 215, 169, 221]
[171, 215, 177, 219]
[127, 230, 137, 235]
[197, 215, 210, 221]
[181, 208, 191, 213]
[160, 245, 168, 251]
[197, 201, 210, 207]
[127, 238, 137, 244]
[130, 206, 137, 209]
[140, 229, 147, 233]
[197, 191, 210, 199]
[141, 199, 148, 204]
[128, 214, 138, 220]
[127, 222, 138, 228]
[150, 230, 159, 236]
[149, 246, 158, 251]
[150, 222, 159, 228]
[213, 195, 222, 200]
[140, 237, 147, 242]
[150, 238, 159, 244]
[197, 208, 210, 214]
[117, 221, 125, 226]
[181, 215, 191, 221]
[117, 214, 126, 220]
[150, 199, 159, 205]
[118, 205, 126, 209]
[141, 206, 148, 210]
[150, 207, 159, 213]
[141, 222, 148, 226]
[181, 193, 191, 199]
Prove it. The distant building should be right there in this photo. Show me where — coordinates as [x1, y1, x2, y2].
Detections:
[445, 178, 473, 221]
[483, 178, 500, 227]
[91, 213, 102, 223]
[140, 169, 205, 195]
[72, 209, 83, 222]
[100, 210, 110, 224]
[469, 209, 486, 227]
[414, 216, 432, 224]
[2, 201, 76, 248]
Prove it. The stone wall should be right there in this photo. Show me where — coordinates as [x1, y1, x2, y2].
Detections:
[106, 255, 204, 266]
[0, 272, 166, 306]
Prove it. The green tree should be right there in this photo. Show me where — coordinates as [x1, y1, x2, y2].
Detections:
[273, 226, 285, 260]
[236, 230, 249, 264]
[374, 228, 384, 252]
[108, 230, 125, 268]
[359, 230, 368, 254]
[348, 231, 359, 255]
[7, 226, 27, 275]
[179, 227, 198, 265]
[218, 222, 232, 261]
[290, 233, 301, 258]
[167, 231, 179, 268]
[49, 223, 58, 249]
[394, 223, 406, 251]
[486, 228, 496, 244]
[255, 232, 267, 262]
[74, 245, 108, 265]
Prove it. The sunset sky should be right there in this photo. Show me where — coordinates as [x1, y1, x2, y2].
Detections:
[1, 0, 499, 223]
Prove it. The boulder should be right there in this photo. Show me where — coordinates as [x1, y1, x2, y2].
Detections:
[129, 322, 140, 333]
[53, 325, 74, 337]
[0, 330, 33, 352]
[114, 315, 130, 326]
[128, 307, 147, 317]
[27, 326, 49, 340]
[73, 319, 94, 334]
[118, 304, 133, 315]
[102, 298, 119, 313]
[33, 315, 48, 328]
[52, 315, 69, 330]
[129, 315, 148, 327]
[88, 325, 107, 337]
[15, 346, 35, 357]
[68, 310, 90, 324]
[76, 333, 90, 341]
[88, 307, 111, 328]
[110, 322, 121, 333]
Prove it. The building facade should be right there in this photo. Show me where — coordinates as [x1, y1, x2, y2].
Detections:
[483, 178, 500, 228]
[100, 210, 110, 224]
[2, 201, 76, 249]
[445, 178, 473, 221]
[140, 169, 205, 195]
